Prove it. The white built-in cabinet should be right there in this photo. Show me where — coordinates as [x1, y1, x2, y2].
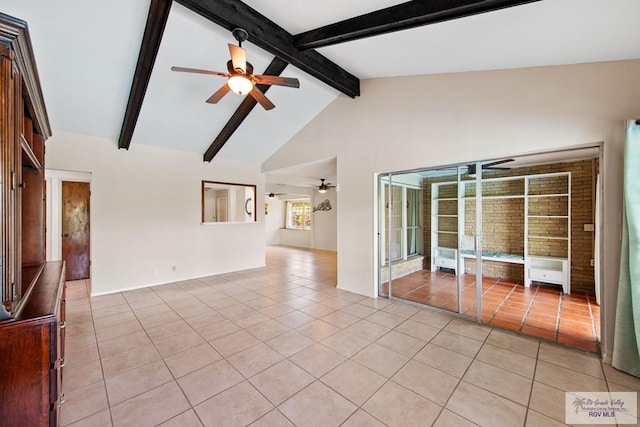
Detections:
[430, 172, 571, 293]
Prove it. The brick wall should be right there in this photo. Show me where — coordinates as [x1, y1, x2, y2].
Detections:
[423, 159, 596, 293]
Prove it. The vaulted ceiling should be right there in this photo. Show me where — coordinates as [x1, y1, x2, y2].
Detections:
[2, 0, 640, 171]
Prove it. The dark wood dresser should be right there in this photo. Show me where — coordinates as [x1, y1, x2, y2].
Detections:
[0, 262, 66, 426]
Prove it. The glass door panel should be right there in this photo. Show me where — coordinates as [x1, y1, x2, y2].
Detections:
[378, 174, 423, 296]
[427, 167, 461, 312]
[378, 165, 483, 319]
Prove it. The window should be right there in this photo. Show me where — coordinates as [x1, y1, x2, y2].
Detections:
[286, 200, 311, 230]
[406, 188, 420, 256]
[381, 181, 422, 264]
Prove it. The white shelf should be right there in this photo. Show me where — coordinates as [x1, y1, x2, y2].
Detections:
[435, 197, 457, 201]
[527, 193, 569, 199]
[528, 215, 569, 219]
[481, 195, 525, 200]
[528, 235, 569, 240]
[434, 230, 457, 234]
[437, 214, 457, 217]
[463, 195, 525, 200]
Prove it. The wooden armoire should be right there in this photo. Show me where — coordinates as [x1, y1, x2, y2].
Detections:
[0, 12, 67, 426]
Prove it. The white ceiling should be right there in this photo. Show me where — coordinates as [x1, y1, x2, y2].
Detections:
[2, 0, 639, 176]
[265, 157, 337, 188]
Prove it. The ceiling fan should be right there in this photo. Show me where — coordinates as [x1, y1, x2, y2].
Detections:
[466, 159, 514, 175]
[266, 192, 286, 199]
[171, 28, 300, 110]
[317, 178, 337, 193]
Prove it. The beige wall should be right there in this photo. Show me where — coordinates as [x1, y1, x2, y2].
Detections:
[46, 132, 266, 296]
[263, 60, 640, 360]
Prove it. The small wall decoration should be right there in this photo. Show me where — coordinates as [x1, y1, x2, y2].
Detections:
[313, 199, 332, 212]
[265, 203, 268, 215]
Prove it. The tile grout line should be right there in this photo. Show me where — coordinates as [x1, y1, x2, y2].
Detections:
[554, 291, 563, 341]
[522, 338, 542, 427]
[585, 292, 599, 344]
[520, 285, 540, 332]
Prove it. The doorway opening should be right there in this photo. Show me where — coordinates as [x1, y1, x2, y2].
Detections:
[45, 170, 92, 286]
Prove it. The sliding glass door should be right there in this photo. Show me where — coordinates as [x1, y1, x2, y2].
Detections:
[378, 165, 483, 318]
[378, 148, 605, 352]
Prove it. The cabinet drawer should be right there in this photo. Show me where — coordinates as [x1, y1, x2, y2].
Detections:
[530, 268, 565, 284]
[435, 257, 456, 269]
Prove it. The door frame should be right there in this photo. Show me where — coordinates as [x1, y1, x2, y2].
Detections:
[45, 169, 92, 272]
[377, 166, 483, 320]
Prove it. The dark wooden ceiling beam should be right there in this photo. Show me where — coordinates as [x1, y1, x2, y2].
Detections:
[174, 0, 360, 98]
[118, 0, 172, 150]
[121, 0, 538, 156]
[294, 0, 542, 50]
[203, 57, 287, 162]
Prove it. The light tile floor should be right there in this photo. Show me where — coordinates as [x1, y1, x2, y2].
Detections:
[61, 246, 639, 426]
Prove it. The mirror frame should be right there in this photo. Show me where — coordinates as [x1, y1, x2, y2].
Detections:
[201, 180, 257, 223]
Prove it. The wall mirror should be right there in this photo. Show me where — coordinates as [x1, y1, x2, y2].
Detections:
[202, 181, 256, 223]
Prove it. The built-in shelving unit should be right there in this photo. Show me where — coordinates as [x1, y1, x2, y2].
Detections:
[430, 172, 571, 293]
[430, 181, 459, 273]
[524, 172, 571, 293]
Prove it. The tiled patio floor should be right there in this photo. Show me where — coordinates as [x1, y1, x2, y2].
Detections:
[383, 270, 600, 353]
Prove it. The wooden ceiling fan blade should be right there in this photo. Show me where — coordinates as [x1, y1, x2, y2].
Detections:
[253, 75, 300, 88]
[249, 88, 275, 110]
[171, 66, 230, 77]
[228, 44, 247, 74]
[206, 83, 231, 104]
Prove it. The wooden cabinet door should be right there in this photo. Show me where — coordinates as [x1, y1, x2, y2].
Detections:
[1, 43, 19, 304]
[61, 182, 90, 280]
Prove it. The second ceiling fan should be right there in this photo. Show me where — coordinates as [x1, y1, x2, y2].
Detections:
[466, 159, 514, 175]
[171, 28, 300, 110]
[317, 178, 337, 193]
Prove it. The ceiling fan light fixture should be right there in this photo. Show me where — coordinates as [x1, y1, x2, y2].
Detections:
[318, 178, 330, 193]
[172, 27, 299, 110]
[228, 75, 253, 95]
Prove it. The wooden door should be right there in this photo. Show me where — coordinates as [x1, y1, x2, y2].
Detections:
[62, 182, 90, 280]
